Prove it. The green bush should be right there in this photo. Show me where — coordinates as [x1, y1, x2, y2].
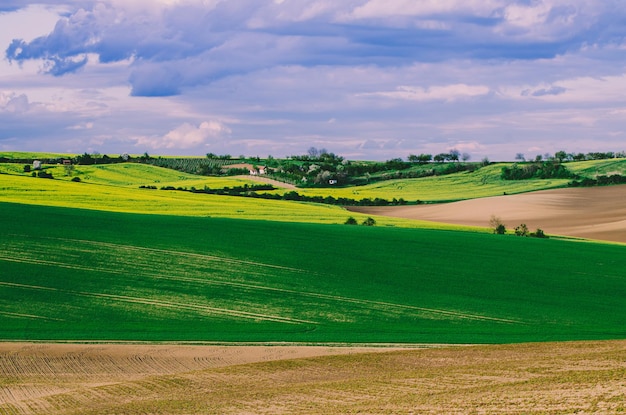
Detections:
[362, 217, 376, 226]
[344, 217, 358, 225]
[515, 224, 529, 237]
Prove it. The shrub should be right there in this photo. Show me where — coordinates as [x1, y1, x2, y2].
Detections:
[489, 215, 506, 234]
[37, 171, 53, 179]
[344, 217, 358, 225]
[515, 223, 529, 237]
[362, 217, 376, 226]
[531, 228, 548, 238]
[71, 177, 81, 182]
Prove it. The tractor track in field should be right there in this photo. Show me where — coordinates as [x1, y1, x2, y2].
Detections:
[0, 282, 316, 325]
[1, 235, 522, 324]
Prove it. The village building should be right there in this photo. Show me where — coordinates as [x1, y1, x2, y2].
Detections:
[221, 163, 267, 176]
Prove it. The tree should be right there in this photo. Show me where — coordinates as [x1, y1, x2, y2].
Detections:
[76, 152, 95, 165]
[462, 152, 471, 162]
[434, 153, 446, 163]
[515, 153, 525, 162]
[63, 164, 75, 177]
[531, 228, 547, 238]
[489, 215, 506, 234]
[514, 223, 529, 237]
[362, 217, 376, 226]
[418, 153, 432, 164]
[344, 217, 358, 225]
[448, 149, 460, 162]
[554, 150, 568, 163]
[139, 152, 151, 162]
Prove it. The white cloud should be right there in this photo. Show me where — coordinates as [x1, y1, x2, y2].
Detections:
[67, 121, 94, 130]
[362, 84, 490, 102]
[133, 121, 231, 150]
[0, 92, 30, 113]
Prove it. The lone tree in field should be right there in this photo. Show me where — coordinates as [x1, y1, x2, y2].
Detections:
[64, 163, 75, 177]
[489, 215, 506, 234]
[362, 217, 376, 226]
[515, 223, 530, 237]
[344, 217, 358, 225]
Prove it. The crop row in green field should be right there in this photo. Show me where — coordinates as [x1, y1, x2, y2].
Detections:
[1, 202, 625, 344]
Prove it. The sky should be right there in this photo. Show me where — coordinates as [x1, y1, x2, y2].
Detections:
[1, 1, 625, 161]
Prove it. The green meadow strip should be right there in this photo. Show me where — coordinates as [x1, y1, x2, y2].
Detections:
[1, 202, 625, 344]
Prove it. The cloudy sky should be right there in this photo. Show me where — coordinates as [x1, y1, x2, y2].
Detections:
[1, 1, 625, 161]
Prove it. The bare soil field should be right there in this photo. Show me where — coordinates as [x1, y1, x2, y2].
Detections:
[1, 341, 625, 414]
[349, 184, 626, 243]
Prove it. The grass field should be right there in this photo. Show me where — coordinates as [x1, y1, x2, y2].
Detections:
[2, 201, 626, 344]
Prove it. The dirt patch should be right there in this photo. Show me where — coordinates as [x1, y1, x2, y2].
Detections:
[0, 343, 411, 414]
[233, 175, 298, 190]
[1, 341, 625, 414]
[348, 184, 626, 243]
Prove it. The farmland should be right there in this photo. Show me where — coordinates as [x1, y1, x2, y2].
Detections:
[2, 340, 625, 415]
[2, 201, 626, 344]
[2, 154, 626, 414]
[0, 165, 480, 231]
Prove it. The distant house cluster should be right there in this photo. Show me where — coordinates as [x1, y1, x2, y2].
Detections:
[222, 163, 267, 175]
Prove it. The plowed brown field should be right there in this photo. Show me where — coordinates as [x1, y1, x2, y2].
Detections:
[1, 341, 625, 414]
[349, 184, 626, 243]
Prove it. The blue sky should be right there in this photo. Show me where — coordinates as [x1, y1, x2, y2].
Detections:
[1, 0, 625, 161]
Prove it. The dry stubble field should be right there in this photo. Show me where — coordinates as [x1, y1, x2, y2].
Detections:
[349, 184, 626, 244]
[1, 341, 625, 414]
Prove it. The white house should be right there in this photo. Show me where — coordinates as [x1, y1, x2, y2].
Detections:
[222, 163, 267, 175]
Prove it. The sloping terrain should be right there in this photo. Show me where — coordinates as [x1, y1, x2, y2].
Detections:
[3, 202, 626, 344]
[1, 341, 625, 414]
[350, 184, 626, 243]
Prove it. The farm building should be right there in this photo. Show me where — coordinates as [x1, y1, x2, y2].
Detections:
[222, 163, 267, 175]
[32, 160, 41, 170]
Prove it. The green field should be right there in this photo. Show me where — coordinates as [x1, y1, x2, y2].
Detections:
[295, 163, 570, 202]
[2, 202, 625, 344]
[2, 156, 626, 345]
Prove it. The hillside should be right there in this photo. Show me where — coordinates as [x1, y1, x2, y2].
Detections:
[3, 156, 626, 204]
[350, 184, 626, 244]
[2, 202, 626, 344]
